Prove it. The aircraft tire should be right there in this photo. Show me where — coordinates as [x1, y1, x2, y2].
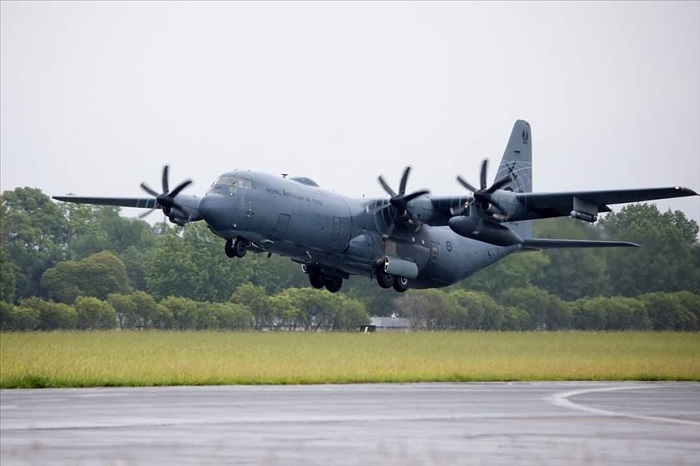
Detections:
[309, 271, 325, 289]
[224, 239, 236, 258]
[324, 277, 342, 293]
[233, 238, 247, 258]
[393, 277, 409, 293]
[376, 270, 394, 289]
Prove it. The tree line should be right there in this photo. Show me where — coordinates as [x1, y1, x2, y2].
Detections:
[1, 187, 699, 331]
[0, 284, 370, 331]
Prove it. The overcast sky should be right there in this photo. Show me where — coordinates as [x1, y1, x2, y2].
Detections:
[2, 1, 699, 223]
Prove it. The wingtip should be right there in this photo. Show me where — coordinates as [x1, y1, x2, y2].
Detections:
[675, 186, 699, 196]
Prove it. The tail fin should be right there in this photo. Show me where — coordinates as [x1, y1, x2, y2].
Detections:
[497, 120, 533, 239]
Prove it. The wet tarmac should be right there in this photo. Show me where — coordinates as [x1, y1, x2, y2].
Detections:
[1, 382, 699, 465]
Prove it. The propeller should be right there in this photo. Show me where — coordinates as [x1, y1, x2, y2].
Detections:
[455, 159, 512, 216]
[138, 165, 193, 221]
[368, 166, 430, 217]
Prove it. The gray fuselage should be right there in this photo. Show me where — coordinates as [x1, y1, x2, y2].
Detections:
[196, 170, 516, 288]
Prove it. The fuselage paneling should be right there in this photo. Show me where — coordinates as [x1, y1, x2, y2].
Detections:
[202, 170, 517, 289]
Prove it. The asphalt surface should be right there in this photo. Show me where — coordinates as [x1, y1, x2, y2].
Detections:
[1, 382, 699, 465]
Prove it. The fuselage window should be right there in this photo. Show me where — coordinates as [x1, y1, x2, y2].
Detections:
[431, 242, 440, 261]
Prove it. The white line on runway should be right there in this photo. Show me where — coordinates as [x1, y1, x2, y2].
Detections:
[549, 384, 700, 427]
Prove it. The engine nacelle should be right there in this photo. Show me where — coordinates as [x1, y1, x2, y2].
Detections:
[384, 255, 419, 279]
[448, 216, 523, 247]
[405, 197, 436, 223]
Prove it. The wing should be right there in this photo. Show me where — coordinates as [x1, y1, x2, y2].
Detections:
[53, 196, 160, 209]
[53, 194, 202, 225]
[513, 186, 698, 221]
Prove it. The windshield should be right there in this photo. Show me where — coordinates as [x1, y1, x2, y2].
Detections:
[213, 175, 254, 190]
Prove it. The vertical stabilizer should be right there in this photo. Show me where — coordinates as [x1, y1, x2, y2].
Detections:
[497, 120, 533, 239]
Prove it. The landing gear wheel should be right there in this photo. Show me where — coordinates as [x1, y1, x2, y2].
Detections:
[393, 276, 409, 293]
[376, 269, 394, 289]
[233, 238, 247, 258]
[224, 239, 236, 258]
[324, 277, 343, 293]
[309, 270, 325, 289]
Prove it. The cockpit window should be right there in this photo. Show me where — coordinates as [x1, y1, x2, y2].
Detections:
[214, 175, 254, 190]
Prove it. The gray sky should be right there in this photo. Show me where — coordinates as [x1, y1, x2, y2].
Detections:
[2, 1, 699, 223]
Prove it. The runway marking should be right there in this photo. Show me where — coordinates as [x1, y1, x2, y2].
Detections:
[550, 384, 700, 427]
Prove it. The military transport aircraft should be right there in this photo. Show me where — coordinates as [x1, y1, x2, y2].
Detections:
[54, 120, 698, 293]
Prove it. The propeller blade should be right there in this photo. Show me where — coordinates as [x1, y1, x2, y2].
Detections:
[169, 179, 193, 198]
[398, 166, 411, 196]
[378, 175, 396, 197]
[366, 201, 392, 214]
[138, 208, 156, 219]
[487, 174, 513, 194]
[162, 165, 170, 194]
[140, 182, 159, 197]
[480, 159, 488, 190]
[457, 176, 479, 194]
[401, 190, 430, 204]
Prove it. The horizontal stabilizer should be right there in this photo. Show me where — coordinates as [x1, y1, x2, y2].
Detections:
[522, 238, 640, 250]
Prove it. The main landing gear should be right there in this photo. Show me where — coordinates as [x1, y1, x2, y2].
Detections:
[225, 237, 248, 258]
[376, 266, 409, 293]
[305, 266, 344, 293]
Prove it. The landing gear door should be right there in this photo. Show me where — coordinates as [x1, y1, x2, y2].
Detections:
[271, 214, 290, 240]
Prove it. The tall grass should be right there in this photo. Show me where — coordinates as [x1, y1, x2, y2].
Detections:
[1, 331, 698, 388]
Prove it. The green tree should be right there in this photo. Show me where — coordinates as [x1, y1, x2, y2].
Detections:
[603, 296, 651, 330]
[131, 291, 170, 329]
[231, 283, 273, 329]
[268, 293, 301, 329]
[331, 297, 371, 331]
[641, 292, 698, 330]
[277, 287, 369, 331]
[599, 204, 700, 296]
[343, 277, 396, 317]
[1, 188, 68, 299]
[203, 301, 254, 330]
[533, 218, 611, 300]
[673, 291, 700, 327]
[20, 297, 77, 330]
[461, 251, 550, 295]
[393, 289, 454, 329]
[0, 301, 39, 331]
[41, 251, 129, 303]
[571, 297, 609, 330]
[160, 296, 200, 330]
[500, 306, 530, 330]
[108, 293, 139, 329]
[74, 296, 118, 330]
[0, 248, 16, 303]
[247, 253, 308, 294]
[448, 290, 504, 330]
[107, 292, 170, 329]
[145, 224, 252, 302]
[498, 287, 568, 330]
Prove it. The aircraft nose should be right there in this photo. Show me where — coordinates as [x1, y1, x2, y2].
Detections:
[197, 194, 232, 230]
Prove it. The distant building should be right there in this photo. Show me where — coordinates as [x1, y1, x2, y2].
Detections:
[361, 316, 411, 332]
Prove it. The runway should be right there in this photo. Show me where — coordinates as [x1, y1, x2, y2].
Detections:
[1, 382, 699, 465]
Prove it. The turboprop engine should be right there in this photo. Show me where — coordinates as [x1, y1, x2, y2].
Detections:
[448, 215, 524, 247]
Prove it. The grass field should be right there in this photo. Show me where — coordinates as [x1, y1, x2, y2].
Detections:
[1, 331, 699, 388]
